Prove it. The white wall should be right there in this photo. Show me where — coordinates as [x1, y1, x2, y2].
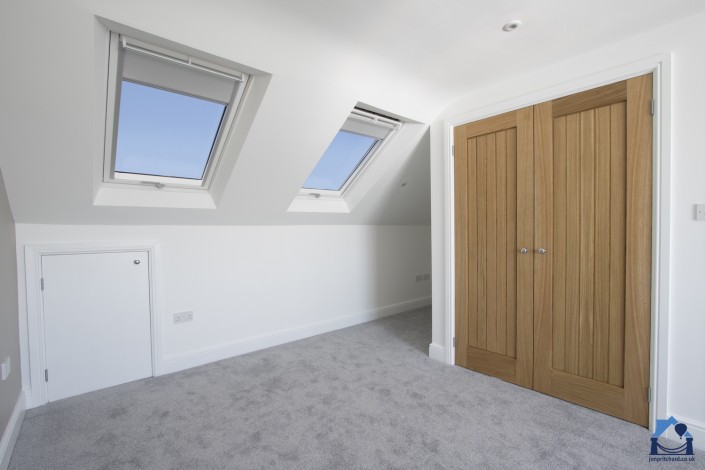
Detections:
[430, 12, 705, 440]
[0, 0, 432, 226]
[15, 224, 431, 396]
[0, 169, 22, 468]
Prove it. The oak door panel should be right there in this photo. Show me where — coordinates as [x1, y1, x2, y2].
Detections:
[454, 108, 533, 388]
[533, 74, 652, 426]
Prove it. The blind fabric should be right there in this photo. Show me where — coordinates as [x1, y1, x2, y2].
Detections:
[342, 115, 396, 140]
[121, 42, 239, 104]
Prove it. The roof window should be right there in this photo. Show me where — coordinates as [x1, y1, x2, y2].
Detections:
[300, 108, 401, 198]
[103, 34, 248, 189]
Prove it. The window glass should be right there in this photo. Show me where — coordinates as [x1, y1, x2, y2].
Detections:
[114, 80, 226, 180]
[303, 130, 377, 191]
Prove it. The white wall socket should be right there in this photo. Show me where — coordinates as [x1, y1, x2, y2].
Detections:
[695, 204, 705, 221]
[1, 356, 11, 381]
[174, 311, 194, 324]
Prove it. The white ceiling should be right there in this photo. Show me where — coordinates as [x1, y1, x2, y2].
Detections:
[0, 0, 703, 225]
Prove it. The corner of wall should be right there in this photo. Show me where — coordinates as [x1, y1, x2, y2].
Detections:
[428, 343, 446, 363]
[0, 168, 23, 470]
[0, 379, 25, 470]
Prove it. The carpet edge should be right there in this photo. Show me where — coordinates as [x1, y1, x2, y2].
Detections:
[158, 297, 432, 375]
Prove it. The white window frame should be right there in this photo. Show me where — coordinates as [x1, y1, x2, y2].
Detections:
[299, 108, 402, 200]
[103, 33, 249, 190]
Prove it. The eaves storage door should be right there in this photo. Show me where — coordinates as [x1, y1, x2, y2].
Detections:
[42, 251, 152, 402]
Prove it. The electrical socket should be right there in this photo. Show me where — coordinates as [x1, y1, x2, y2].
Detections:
[173, 311, 193, 324]
[1, 356, 10, 381]
[696, 204, 705, 221]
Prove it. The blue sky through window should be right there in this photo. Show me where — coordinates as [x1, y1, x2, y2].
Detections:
[115, 81, 226, 180]
[303, 130, 378, 191]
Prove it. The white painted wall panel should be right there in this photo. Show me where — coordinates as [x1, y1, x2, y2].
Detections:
[16, 225, 431, 383]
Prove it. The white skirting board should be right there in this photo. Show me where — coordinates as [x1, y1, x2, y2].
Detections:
[428, 343, 446, 363]
[670, 415, 705, 451]
[159, 297, 432, 375]
[0, 392, 26, 470]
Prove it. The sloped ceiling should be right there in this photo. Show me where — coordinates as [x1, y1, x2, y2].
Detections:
[0, 0, 703, 225]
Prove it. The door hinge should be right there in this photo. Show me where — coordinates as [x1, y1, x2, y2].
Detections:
[41, 278, 44, 291]
[453, 337, 456, 347]
[452, 145, 454, 157]
[650, 100, 655, 116]
[648, 386, 652, 403]
[45, 369, 48, 382]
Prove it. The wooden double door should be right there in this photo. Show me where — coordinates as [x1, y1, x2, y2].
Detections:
[453, 74, 653, 426]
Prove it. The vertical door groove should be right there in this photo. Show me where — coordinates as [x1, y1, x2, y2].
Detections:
[467, 138, 479, 349]
[476, 135, 488, 351]
[608, 102, 627, 387]
[506, 129, 518, 359]
[593, 105, 612, 384]
[565, 114, 581, 376]
[486, 134, 498, 354]
[578, 109, 596, 380]
[552, 116, 567, 372]
[496, 131, 508, 357]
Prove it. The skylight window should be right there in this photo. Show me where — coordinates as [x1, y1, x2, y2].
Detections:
[300, 108, 401, 197]
[103, 33, 248, 189]
[303, 131, 378, 191]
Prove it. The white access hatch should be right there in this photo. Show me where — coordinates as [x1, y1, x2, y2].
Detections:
[41, 251, 152, 402]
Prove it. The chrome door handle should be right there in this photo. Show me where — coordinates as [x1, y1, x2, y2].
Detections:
[537, 248, 547, 255]
[520, 248, 528, 254]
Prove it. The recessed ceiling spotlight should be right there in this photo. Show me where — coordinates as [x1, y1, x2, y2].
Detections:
[502, 20, 522, 32]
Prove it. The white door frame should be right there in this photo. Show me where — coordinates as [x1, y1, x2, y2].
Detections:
[442, 54, 671, 432]
[23, 242, 161, 407]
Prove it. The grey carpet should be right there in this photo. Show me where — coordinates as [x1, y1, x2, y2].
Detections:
[9, 307, 701, 469]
